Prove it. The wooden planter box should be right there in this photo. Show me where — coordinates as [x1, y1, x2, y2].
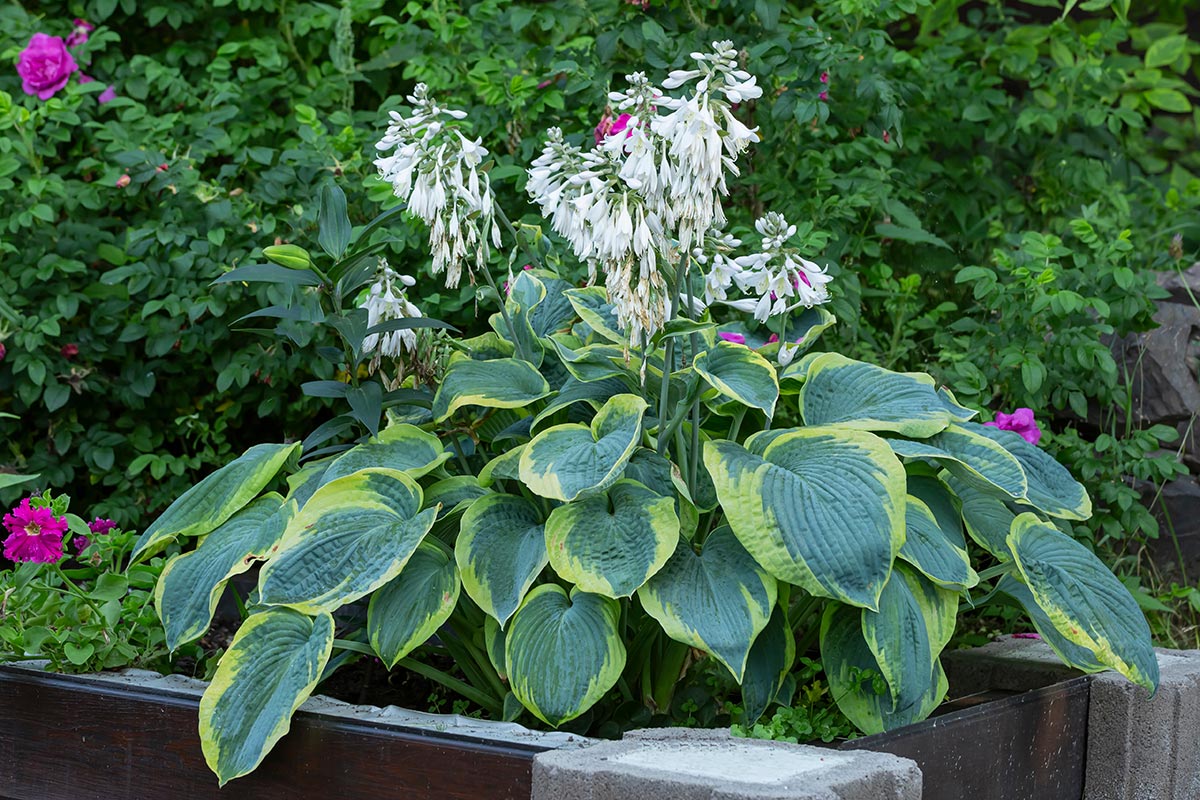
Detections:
[0, 660, 1090, 800]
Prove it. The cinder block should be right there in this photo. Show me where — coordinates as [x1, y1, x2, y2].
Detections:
[942, 635, 1083, 695]
[531, 727, 922, 800]
[1085, 649, 1200, 800]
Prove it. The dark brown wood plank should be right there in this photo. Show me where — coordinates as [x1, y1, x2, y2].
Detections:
[840, 676, 1091, 800]
[0, 667, 542, 800]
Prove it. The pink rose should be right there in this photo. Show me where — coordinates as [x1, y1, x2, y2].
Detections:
[67, 19, 94, 48]
[984, 407, 1042, 445]
[17, 33, 79, 100]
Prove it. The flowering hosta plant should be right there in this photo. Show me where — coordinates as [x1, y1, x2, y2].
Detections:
[141, 44, 1158, 785]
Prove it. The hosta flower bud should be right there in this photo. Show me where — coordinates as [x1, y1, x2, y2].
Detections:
[263, 244, 314, 270]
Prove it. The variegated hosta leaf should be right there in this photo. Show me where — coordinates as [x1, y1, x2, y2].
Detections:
[937, 387, 978, 421]
[545, 480, 678, 598]
[945, 473, 1016, 560]
[888, 424, 1027, 500]
[1007, 514, 1158, 690]
[703, 428, 905, 609]
[320, 423, 449, 485]
[997, 574, 1106, 673]
[495, 270, 546, 368]
[637, 526, 777, 682]
[564, 286, 623, 344]
[456, 493, 548, 626]
[422, 475, 490, 512]
[692, 341, 780, 417]
[505, 585, 625, 726]
[738, 604, 795, 725]
[258, 468, 436, 615]
[155, 494, 289, 651]
[520, 393, 647, 502]
[528, 271, 578, 338]
[798, 353, 952, 437]
[368, 541, 461, 668]
[899, 496, 978, 590]
[906, 474, 965, 547]
[532, 376, 630, 435]
[968, 423, 1092, 520]
[549, 337, 631, 383]
[861, 565, 956, 717]
[431, 357, 552, 422]
[821, 600, 949, 735]
[132, 442, 300, 562]
[199, 608, 334, 785]
[479, 445, 526, 487]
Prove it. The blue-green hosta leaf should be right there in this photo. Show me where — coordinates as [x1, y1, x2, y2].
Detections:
[258, 469, 436, 615]
[549, 337, 631, 383]
[693, 341, 779, 417]
[564, 286, 623, 344]
[155, 494, 289, 651]
[320, 423, 449, 485]
[738, 604, 795, 725]
[888, 424, 1027, 500]
[528, 272, 578, 337]
[906, 474, 965, 547]
[637, 527, 777, 682]
[798, 353, 952, 437]
[431, 357, 552, 422]
[703, 428, 905, 609]
[968, 423, 1092, 520]
[945, 473, 1016, 560]
[861, 565, 956, 714]
[423, 476, 490, 512]
[531, 376, 630, 435]
[545, 480, 678, 598]
[937, 387, 978, 422]
[899, 497, 978, 590]
[456, 493, 548, 626]
[479, 445, 526, 487]
[132, 442, 300, 562]
[492, 271, 546, 368]
[505, 585, 625, 726]
[821, 600, 948, 735]
[368, 541, 461, 668]
[1008, 514, 1157, 690]
[520, 394, 647, 502]
[997, 574, 1106, 673]
[199, 608, 334, 785]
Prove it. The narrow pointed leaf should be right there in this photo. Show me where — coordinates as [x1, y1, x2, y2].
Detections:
[1008, 514, 1158, 690]
[155, 494, 289, 650]
[132, 442, 300, 562]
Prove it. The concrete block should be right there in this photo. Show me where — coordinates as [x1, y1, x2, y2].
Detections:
[532, 727, 922, 800]
[1085, 649, 1200, 800]
[942, 634, 1084, 695]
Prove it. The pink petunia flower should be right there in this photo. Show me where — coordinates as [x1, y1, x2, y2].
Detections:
[820, 72, 829, 84]
[718, 332, 746, 345]
[2, 498, 68, 563]
[98, 85, 117, 104]
[73, 535, 91, 553]
[765, 334, 779, 344]
[594, 112, 634, 145]
[984, 407, 1042, 445]
[66, 19, 94, 48]
[87, 517, 116, 536]
[16, 33, 79, 100]
[818, 90, 829, 102]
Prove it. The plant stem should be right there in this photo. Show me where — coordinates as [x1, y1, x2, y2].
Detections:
[652, 638, 689, 712]
[684, 267, 701, 495]
[727, 407, 747, 444]
[52, 564, 105, 623]
[398, 656, 503, 716]
[493, 204, 546, 272]
[657, 338, 675, 456]
[472, 254, 531, 363]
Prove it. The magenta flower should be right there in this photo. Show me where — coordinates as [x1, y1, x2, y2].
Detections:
[2, 499, 67, 564]
[765, 334, 779, 344]
[718, 331, 747, 345]
[594, 112, 634, 145]
[98, 85, 116, 104]
[61, 343, 79, 359]
[818, 90, 829, 102]
[0, 342, 6, 361]
[1012, 632, 1042, 639]
[820, 72, 829, 84]
[87, 518, 116, 536]
[66, 19, 94, 48]
[73, 535, 91, 553]
[984, 407, 1042, 445]
[16, 33, 79, 100]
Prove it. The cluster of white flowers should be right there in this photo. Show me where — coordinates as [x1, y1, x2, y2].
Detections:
[707, 212, 833, 322]
[526, 41, 762, 348]
[361, 259, 423, 359]
[374, 84, 500, 289]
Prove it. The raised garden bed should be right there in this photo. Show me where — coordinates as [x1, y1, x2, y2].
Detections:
[0, 656, 1092, 800]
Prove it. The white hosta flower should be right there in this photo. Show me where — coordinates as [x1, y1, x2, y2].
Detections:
[374, 84, 500, 289]
[361, 259, 422, 358]
[731, 212, 833, 317]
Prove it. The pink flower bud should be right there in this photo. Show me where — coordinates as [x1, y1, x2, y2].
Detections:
[116, 174, 130, 188]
